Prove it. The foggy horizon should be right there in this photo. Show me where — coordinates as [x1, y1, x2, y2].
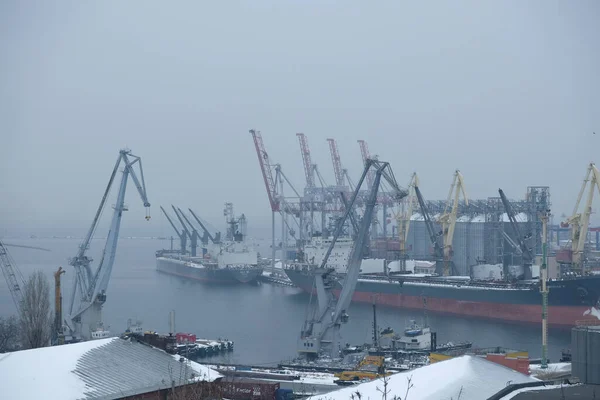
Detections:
[2, 1, 599, 240]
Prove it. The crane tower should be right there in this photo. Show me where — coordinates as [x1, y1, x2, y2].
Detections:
[67, 149, 151, 341]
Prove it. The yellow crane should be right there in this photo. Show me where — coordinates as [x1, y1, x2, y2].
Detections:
[437, 170, 468, 276]
[563, 163, 600, 274]
[53, 267, 65, 345]
[395, 173, 419, 271]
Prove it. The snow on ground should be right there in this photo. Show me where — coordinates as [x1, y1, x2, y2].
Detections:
[170, 354, 223, 381]
[0, 337, 118, 400]
[307, 355, 537, 400]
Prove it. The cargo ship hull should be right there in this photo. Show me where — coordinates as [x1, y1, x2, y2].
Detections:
[284, 268, 600, 328]
[157, 257, 262, 284]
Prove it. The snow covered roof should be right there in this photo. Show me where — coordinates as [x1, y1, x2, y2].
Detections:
[0, 337, 221, 400]
[308, 355, 537, 400]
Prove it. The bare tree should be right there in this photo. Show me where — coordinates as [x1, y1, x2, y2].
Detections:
[19, 270, 52, 349]
[0, 315, 19, 352]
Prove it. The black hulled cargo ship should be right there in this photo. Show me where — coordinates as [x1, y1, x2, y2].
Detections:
[284, 264, 600, 328]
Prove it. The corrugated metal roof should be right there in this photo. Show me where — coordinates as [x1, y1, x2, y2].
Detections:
[74, 337, 220, 399]
[0, 336, 220, 400]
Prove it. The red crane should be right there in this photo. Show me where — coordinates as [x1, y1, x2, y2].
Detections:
[250, 129, 280, 212]
[297, 133, 315, 189]
[357, 139, 376, 188]
[327, 138, 345, 187]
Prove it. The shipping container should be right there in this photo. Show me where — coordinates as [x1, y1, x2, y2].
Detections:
[220, 381, 280, 400]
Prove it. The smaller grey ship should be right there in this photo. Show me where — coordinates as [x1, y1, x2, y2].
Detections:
[156, 203, 262, 284]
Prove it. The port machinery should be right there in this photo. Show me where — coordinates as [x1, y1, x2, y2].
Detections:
[66, 149, 151, 341]
[298, 158, 408, 359]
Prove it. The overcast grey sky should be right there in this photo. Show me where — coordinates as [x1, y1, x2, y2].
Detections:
[1, 0, 598, 238]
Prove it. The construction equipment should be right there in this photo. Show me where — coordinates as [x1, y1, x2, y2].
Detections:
[298, 159, 407, 359]
[53, 267, 66, 345]
[562, 163, 600, 274]
[499, 188, 534, 279]
[333, 355, 391, 385]
[67, 149, 150, 341]
[437, 171, 468, 276]
[414, 185, 444, 273]
[0, 239, 25, 315]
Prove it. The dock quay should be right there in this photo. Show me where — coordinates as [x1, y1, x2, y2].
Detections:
[122, 330, 233, 358]
[206, 363, 339, 397]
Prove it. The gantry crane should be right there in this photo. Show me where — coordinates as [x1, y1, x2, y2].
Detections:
[563, 163, 600, 275]
[437, 170, 468, 276]
[250, 129, 302, 270]
[298, 159, 407, 359]
[67, 149, 150, 341]
[499, 189, 534, 279]
[395, 173, 419, 271]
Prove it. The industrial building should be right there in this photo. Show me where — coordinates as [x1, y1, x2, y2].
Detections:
[571, 325, 600, 385]
[0, 336, 221, 400]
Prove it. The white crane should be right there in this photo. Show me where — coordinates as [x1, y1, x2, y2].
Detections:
[437, 170, 468, 276]
[67, 149, 150, 341]
[563, 163, 600, 274]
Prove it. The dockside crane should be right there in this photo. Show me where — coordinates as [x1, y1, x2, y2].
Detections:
[327, 138, 345, 188]
[414, 185, 444, 273]
[160, 206, 187, 254]
[67, 149, 150, 341]
[297, 133, 327, 238]
[298, 159, 408, 359]
[437, 171, 468, 276]
[172, 206, 198, 257]
[563, 163, 600, 275]
[499, 189, 534, 279]
[0, 238, 25, 315]
[250, 129, 302, 269]
[395, 173, 419, 271]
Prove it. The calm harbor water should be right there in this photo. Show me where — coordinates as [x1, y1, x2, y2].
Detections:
[0, 238, 571, 365]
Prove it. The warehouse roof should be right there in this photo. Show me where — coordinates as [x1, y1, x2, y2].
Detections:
[0, 337, 221, 400]
[309, 355, 538, 400]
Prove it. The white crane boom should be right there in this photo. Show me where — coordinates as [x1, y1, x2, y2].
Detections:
[68, 149, 150, 341]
